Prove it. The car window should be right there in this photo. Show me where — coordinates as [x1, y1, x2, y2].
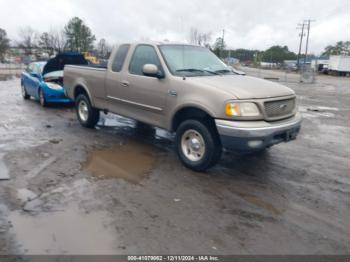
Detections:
[33, 64, 41, 75]
[26, 63, 34, 73]
[112, 44, 130, 72]
[129, 45, 162, 76]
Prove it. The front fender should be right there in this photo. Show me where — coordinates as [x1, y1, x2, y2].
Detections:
[167, 101, 216, 130]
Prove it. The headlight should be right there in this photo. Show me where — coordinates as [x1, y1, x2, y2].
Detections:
[225, 102, 261, 117]
[46, 82, 62, 90]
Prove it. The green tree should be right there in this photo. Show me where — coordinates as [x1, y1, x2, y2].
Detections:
[64, 17, 96, 52]
[322, 41, 350, 56]
[38, 32, 55, 56]
[212, 37, 226, 58]
[0, 28, 10, 61]
[226, 49, 261, 61]
[261, 45, 297, 63]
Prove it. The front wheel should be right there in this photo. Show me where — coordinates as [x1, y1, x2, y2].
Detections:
[39, 88, 47, 107]
[76, 94, 100, 128]
[176, 119, 222, 172]
[21, 83, 30, 99]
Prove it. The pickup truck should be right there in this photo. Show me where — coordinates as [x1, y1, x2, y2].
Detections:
[64, 42, 302, 171]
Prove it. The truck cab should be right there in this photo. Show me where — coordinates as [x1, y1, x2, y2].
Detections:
[64, 42, 302, 171]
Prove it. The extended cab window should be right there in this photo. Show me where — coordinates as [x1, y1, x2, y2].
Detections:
[129, 45, 162, 76]
[112, 44, 130, 72]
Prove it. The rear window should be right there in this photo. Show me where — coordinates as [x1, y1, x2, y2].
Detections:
[112, 44, 130, 72]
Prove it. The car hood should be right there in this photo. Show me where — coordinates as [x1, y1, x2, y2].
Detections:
[188, 75, 295, 99]
[42, 52, 88, 75]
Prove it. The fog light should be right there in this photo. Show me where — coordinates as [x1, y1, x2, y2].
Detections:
[248, 140, 263, 148]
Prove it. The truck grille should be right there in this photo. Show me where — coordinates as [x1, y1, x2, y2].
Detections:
[264, 98, 296, 118]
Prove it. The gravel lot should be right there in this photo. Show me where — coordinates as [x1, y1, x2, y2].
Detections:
[0, 71, 349, 255]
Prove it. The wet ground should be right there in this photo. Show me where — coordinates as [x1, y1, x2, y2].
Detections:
[0, 72, 350, 255]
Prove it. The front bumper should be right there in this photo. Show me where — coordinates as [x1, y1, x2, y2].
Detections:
[215, 113, 302, 152]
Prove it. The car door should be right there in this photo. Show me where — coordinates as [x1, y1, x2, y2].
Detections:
[31, 64, 42, 98]
[122, 45, 167, 124]
[105, 44, 131, 101]
[23, 63, 35, 95]
[26, 63, 41, 97]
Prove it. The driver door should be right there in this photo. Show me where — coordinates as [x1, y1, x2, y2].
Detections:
[120, 45, 167, 126]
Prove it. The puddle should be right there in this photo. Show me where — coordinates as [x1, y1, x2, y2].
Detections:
[9, 205, 118, 254]
[83, 141, 158, 183]
[0, 153, 10, 180]
[236, 192, 281, 216]
[299, 106, 338, 119]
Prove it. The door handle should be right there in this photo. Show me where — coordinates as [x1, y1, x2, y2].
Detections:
[120, 80, 130, 87]
[168, 90, 177, 97]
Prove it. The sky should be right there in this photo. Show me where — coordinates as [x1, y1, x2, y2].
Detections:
[0, 0, 350, 54]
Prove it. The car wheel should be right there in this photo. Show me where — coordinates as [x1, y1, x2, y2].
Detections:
[76, 94, 100, 128]
[21, 83, 30, 99]
[176, 119, 222, 172]
[39, 88, 47, 107]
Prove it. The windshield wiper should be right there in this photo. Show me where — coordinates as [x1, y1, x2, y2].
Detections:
[176, 68, 220, 75]
[215, 69, 232, 74]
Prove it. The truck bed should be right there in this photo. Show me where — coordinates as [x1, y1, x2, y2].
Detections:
[64, 65, 107, 102]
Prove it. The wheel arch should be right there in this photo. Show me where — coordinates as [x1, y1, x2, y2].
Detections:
[73, 84, 94, 105]
[170, 105, 217, 132]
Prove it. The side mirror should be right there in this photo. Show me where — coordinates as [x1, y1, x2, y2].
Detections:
[143, 64, 164, 79]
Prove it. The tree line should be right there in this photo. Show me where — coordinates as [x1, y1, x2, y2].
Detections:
[0, 17, 111, 62]
[1, 22, 350, 63]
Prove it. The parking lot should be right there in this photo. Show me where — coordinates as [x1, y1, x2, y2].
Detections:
[0, 70, 350, 255]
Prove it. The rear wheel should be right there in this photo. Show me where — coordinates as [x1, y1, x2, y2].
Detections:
[39, 88, 47, 107]
[76, 94, 100, 128]
[176, 119, 222, 172]
[21, 83, 30, 99]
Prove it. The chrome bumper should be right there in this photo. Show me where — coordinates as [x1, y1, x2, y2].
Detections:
[215, 113, 302, 151]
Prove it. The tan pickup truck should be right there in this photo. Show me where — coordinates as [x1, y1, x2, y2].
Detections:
[64, 42, 302, 171]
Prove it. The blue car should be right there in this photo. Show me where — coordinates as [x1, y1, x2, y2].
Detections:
[21, 53, 88, 106]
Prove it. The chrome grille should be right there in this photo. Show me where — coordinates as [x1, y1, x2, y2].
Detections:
[264, 98, 296, 118]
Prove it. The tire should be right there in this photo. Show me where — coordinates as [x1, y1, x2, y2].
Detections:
[21, 83, 30, 99]
[39, 88, 47, 107]
[75, 94, 100, 128]
[176, 119, 222, 172]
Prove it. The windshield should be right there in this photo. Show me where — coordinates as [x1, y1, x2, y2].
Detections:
[159, 45, 231, 76]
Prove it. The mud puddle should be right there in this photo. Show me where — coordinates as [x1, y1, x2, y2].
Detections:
[83, 141, 158, 183]
[8, 205, 118, 254]
[0, 153, 10, 180]
[236, 192, 281, 216]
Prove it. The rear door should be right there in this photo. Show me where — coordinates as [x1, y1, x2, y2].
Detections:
[105, 44, 131, 100]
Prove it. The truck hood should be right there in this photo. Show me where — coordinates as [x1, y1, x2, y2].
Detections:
[188, 75, 295, 99]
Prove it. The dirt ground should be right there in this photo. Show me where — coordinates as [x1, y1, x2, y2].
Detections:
[0, 70, 349, 255]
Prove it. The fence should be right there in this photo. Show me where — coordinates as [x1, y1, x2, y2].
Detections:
[240, 66, 316, 84]
[0, 63, 26, 80]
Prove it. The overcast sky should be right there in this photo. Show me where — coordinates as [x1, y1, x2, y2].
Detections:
[1, 0, 350, 54]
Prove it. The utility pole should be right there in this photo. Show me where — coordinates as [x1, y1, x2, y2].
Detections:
[297, 23, 306, 69]
[221, 29, 225, 59]
[304, 19, 314, 65]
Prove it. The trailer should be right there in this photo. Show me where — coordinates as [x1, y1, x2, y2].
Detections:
[328, 55, 350, 76]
